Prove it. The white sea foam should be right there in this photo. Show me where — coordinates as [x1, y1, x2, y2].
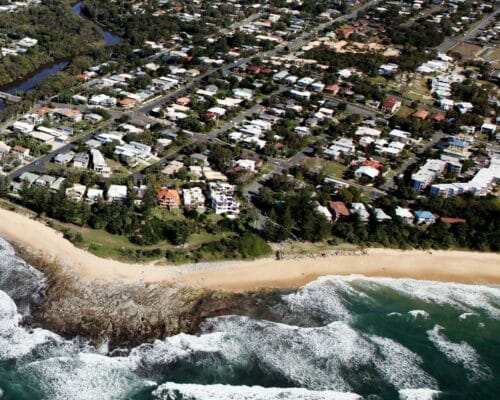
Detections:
[304, 275, 500, 318]
[0, 290, 62, 360]
[458, 313, 477, 321]
[388, 312, 402, 317]
[370, 336, 437, 390]
[129, 331, 226, 370]
[192, 316, 436, 391]
[427, 325, 492, 382]
[408, 310, 429, 319]
[0, 238, 46, 316]
[399, 388, 441, 400]
[152, 382, 363, 400]
[0, 238, 16, 257]
[20, 353, 146, 400]
[282, 277, 358, 321]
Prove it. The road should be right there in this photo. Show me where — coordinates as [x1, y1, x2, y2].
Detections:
[8, 0, 379, 184]
[436, 7, 499, 53]
[323, 94, 384, 117]
[8, 123, 114, 180]
[401, 4, 442, 28]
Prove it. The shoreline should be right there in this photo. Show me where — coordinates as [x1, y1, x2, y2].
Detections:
[1, 207, 499, 290]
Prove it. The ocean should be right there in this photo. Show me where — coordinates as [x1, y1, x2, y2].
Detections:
[0, 238, 499, 400]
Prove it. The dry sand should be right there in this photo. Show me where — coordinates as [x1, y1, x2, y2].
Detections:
[0, 207, 499, 291]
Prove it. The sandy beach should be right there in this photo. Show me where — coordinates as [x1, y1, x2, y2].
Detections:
[1, 207, 499, 290]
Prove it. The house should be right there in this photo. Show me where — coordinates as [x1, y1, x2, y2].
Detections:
[355, 126, 381, 138]
[381, 98, 401, 114]
[207, 106, 226, 117]
[86, 188, 104, 204]
[233, 159, 256, 172]
[0, 141, 11, 158]
[107, 185, 128, 202]
[119, 98, 137, 109]
[350, 202, 370, 223]
[411, 159, 447, 191]
[162, 160, 184, 176]
[232, 88, 254, 100]
[455, 102, 473, 114]
[11, 145, 30, 160]
[182, 187, 205, 211]
[325, 84, 340, 95]
[374, 208, 392, 222]
[439, 99, 454, 111]
[336, 26, 355, 37]
[294, 126, 311, 137]
[90, 149, 111, 177]
[114, 142, 152, 165]
[395, 206, 414, 224]
[316, 203, 333, 223]
[66, 184, 87, 202]
[73, 153, 90, 169]
[12, 121, 34, 134]
[211, 194, 240, 217]
[481, 122, 497, 136]
[53, 108, 83, 123]
[311, 82, 326, 92]
[89, 94, 117, 107]
[324, 138, 355, 160]
[328, 201, 351, 222]
[378, 63, 399, 76]
[156, 187, 181, 209]
[54, 152, 75, 165]
[18, 172, 39, 187]
[443, 139, 469, 159]
[355, 166, 379, 180]
[389, 129, 411, 144]
[289, 89, 312, 100]
[414, 210, 436, 224]
[337, 68, 353, 79]
[413, 109, 430, 120]
[84, 113, 104, 124]
[50, 177, 66, 192]
[209, 182, 240, 217]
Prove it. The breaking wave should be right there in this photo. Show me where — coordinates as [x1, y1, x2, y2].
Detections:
[152, 382, 362, 400]
[398, 388, 441, 400]
[0, 237, 499, 400]
[426, 325, 493, 382]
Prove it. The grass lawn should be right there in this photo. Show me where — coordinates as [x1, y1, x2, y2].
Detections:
[51, 222, 165, 261]
[395, 105, 414, 118]
[302, 157, 347, 178]
[150, 207, 186, 221]
[52, 219, 235, 263]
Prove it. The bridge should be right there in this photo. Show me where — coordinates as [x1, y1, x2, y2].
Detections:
[0, 92, 22, 103]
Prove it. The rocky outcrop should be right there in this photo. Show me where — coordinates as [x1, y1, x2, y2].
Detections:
[14, 244, 282, 348]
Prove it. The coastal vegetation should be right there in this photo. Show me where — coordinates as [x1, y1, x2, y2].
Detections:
[259, 173, 499, 252]
[0, 1, 102, 86]
[0, 178, 272, 263]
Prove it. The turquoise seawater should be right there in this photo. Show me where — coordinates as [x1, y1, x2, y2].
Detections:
[0, 238, 499, 400]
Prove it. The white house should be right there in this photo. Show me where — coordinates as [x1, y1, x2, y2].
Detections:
[395, 206, 414, 224]
[350, 202, 370, 222]
[324, 138, 355, 160]
[355, 166, 380, 180]
[91, 149, 111, 178]
[107, 185, 128, 202]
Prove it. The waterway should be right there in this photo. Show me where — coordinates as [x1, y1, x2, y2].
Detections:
[0, 1, 121, 110]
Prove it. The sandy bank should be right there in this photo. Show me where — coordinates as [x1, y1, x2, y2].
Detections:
[1, 207, 499, 290]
